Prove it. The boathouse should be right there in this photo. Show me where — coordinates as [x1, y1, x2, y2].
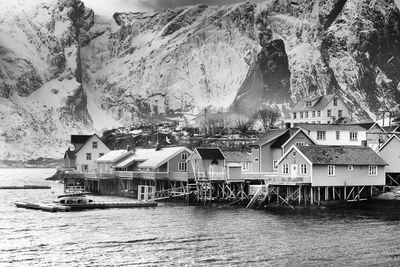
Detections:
[63, 148, 76, 169]
[356, 122, 385, 150]
[188, 147, 226, 180]
[251, 128, 315, 172]
[272, 145, 387, 206]
[378, 134, 400, 186]
[222, 150, 253, 172]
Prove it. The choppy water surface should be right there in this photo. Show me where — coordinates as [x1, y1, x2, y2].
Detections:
[1, 168, 400, 266]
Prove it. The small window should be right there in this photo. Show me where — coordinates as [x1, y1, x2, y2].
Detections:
[350, 132, 358, 141]
[181, 152, 188, 161]
[317, 111, 321, 117]
[327, 110, 332, 117]
[312, 111, 316, 118]
[317, 131, 326, 140]
[293, 151, 297, 157]
[336, 131, 340, 140]
[295, 142, 305, 146]
[306, 102, 312, 107]
[300, 112, 303, 119]
[82, 164, 88, 172]
[92, 141, 98, 149]
[333, 98, 338, 106]
[99, 153, 104, 158]
[254, 158, 259, 162]
[282, 164, 289, 174]
[338, 110, 343, 117]
[300, 164, 307, 175]
[369, 166, 377, 176]
[348, 165, 353, 172]
[328, 165, 335, 176]
[293, 112, 297, 119]
[178, 162, 187, 172]
[86, 153, 92, 160]
[273, 160, 278, 170]
[305, 111, 308, 118]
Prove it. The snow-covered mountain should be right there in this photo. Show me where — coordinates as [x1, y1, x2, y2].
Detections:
[1, 0, 400, 160]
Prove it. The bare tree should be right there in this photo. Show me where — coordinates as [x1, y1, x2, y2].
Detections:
[235, 113, 256, 134]
[257, 104, 281, 130]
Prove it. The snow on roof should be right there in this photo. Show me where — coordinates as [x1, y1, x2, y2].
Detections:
[96, 150, 131, 163]
[296, 123, 366, 132]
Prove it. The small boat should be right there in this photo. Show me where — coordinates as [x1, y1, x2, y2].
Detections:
[55, 193, 93, 205]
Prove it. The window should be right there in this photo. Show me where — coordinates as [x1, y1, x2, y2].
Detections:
[317, 111, 321, 117]
[282, 164, 289, 174]
[336, 131, 340, 140]
[242, 162, 249, 171]
[369, 166, 377, 176]
[293, 112, 297, 119]
[99, 153, 104, 158]
[300, 164, 307, 175]
[86, 153, 92, 160]
[350, 132, 358, 141]
[292, 151, 297, 157]
[312, 111, 316, 118]
[254, 158, 259, 162]
[300, 112, 303, 119]
[305, 111, 308, 118]
[82, 164, 88, 172]
[333, 98, 338, 106]
[178, 162, 187, 172]
[338, 110, 343, 117]
[348, 165, 353, 172]
[328, 165, 335, 176]
[181, 153, 188, 161]
[306, 102, 312, 107]
[327, 109, 332, 117]
[295, 142, 305, 146]
[317, 131, 326, 140]
[273, 160, 278, 170]
[92, 141, 98, 149]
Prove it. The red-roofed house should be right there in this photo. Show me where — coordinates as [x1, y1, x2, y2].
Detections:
[285, 94, 352, 127]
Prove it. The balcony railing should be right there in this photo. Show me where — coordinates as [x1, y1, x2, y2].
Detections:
[265, 175, 311, 184]
[116, 171, 169, 180]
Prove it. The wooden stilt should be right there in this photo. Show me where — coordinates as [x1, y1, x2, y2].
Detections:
[318, 187, 321, 205]
[298, 185, 301, 205]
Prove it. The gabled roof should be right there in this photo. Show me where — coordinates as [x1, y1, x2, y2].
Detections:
[297, 145, 387, 166]
[252, 129, 288, 147]
[64, 150, 76, 160]
[378, 134, 400, 152]
[138, 147, 192, 169]
[71, 135, 92, 144]
[356, 122, 384, 132]
[291, 94, 336, 112]
[296, 123, 366, 132]
[195, 148, 225, 160]
[73, 134, 110, 154]
[270, 128, 299, 148]
[382, 125, 400, 133]
[222, 151, 252, 162]
[96, 150, 132, 163]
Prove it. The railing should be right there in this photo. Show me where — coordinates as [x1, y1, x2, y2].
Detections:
[265, 175, 311, 184]
[84, 172, 114, 179]
[242, 172, 279, 180]
[115, 171, 169, 180]
[194, 172, 226, 180]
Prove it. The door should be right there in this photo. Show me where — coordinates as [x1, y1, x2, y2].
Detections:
[291, 164, 298, 177]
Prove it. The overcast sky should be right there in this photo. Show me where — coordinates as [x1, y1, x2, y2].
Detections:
[83, 0, 400, 17]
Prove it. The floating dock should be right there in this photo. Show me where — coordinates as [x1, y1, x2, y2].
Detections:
[1, 185, 51, 190]
[15, 201, 157, 212]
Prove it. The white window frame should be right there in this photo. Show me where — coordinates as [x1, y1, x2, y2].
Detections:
[305, 111, 308, 118]
[181, 152, 188, 161]
[82, 164, 88, 172]
[336, 131, 340, 140]
[338, 110, 343, 117]
[295, 142, 305, 146]
[317, 111, 321, 117]
[178, 162, 187, 172]
[369, 165, 377, 176]
[92, 141, 98, 149]
[317, 131, 326, 140]
[86, 153, 92, 160]
[348, 165, 353, 172]
[312, 111, 316, 118]
[333, 98, 338, 106]
[327, 109, 332, 117]
[282, 164, 289, 174]
[328, 165, 335, 176]
[293, 112, 297, 119]
[300, 164, 307, 175]
[300, 112, 303, 119]
[292, 151, 297, 157]
[350, 131, 358, 141]
[273, 160, 278, 170]
[242, 162, 249, 171]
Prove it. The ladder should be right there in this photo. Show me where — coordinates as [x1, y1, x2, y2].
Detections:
[246, 185, 268, 209]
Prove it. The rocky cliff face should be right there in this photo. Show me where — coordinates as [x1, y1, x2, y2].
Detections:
[1, 0, 400, 160]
